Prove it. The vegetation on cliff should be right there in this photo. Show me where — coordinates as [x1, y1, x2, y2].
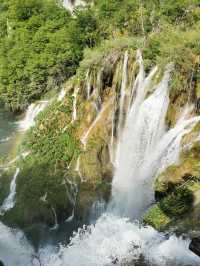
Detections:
[143, 131, 200, 232]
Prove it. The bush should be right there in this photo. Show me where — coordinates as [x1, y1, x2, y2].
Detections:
[159, 186, 194, 217]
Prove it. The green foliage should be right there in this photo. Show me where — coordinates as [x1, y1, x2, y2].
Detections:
[159, 186, 194, 217]
[144, 183, 196, 230]
[0, 0, 200, 112]
[24, 98, 80, 164]
[0, 169, 13, 205]
[1, 95, 81, 227]
[143, 205, 171, 231]
[0, 0, 99, 111]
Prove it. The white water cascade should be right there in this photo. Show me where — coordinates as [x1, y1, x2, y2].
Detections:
[62, 0, 85, 12]
[0, 168, 20, 214]
[58, 88, 67, 101]
[0, 222, 36, 266]
[38, 53, 200, 266]
[72, 87, 80, 123]
[117, 51, 129, 138]
[19, 101, 49, 131]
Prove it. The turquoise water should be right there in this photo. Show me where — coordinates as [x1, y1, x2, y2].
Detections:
[0, 106, 18, 157]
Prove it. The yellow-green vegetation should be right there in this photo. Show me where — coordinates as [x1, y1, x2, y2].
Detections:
[0, 168, 14, 205]
[143, 205, 171, 231]
[143, 181, 200, 231]
[1, 93, 82, 228]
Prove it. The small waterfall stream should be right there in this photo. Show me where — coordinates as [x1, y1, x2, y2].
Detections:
[0, 168, 20, 214]
[72, 87, 80, 123]
[58, 88, 67, 101]
[19, 101, 49, 131]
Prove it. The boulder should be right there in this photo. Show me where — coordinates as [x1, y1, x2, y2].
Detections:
[189, 237, 200, 257]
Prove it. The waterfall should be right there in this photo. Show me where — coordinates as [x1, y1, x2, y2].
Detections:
[65, 178, 78, 222]
[58, 88, 66, 101]
[111, 63, 173, 218]
[0, 168, 20, 214]
[72, 87, 80, 122]
[1, 52, 200, 266]
[50, 207, 59, 231]
[38, 56, 200, 266]
[117, 51, 129, 138]
[62, 0, 85, 12]
[62, 0, 74, 12]
[115, 51, 158, 166]
[86, 70, 91, 100]
[75, 156, 85, 182]
[19, 101, 48, 131]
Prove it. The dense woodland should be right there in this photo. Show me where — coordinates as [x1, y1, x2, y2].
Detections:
[0, 0, 199, 112]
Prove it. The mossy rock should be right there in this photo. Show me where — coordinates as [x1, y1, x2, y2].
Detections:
[155, 142, 200, 199]
[159, 186, 194, 218]
[1, 156, 74, 229]
[144, 180, 200, 232]
[143, 204, 171, 231]
[0, 168, 14, 205]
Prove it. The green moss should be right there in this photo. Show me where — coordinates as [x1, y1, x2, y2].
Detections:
[0, 169, 14, 205]
[143, 205, 171, 231]
[145, 180, 200, 231]
[2, 156, 73, 228]
[159, 186, 194, 218]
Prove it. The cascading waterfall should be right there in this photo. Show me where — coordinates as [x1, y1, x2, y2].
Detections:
[19, 101, 49, 131]
[117, 51, 129, 139]
[50, 207, 59, 231]
[111, 63, 173, 218]
[62, 0, 85, 12]
[0, 168, 20, 214]
[72, 87, 80, 123]
[86, 70, 91, 100]
[38, 52, 200, 266]
[58, 88, 67, 101]
[1, 51, 200, 266]
[65, 178, 78, 223]
[62, 0, 74, 12]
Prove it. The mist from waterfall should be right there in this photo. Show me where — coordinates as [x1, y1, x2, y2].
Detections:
[0, 222, 35, 266]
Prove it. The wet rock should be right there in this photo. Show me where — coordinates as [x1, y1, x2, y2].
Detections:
[189, 237, 200, 257]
